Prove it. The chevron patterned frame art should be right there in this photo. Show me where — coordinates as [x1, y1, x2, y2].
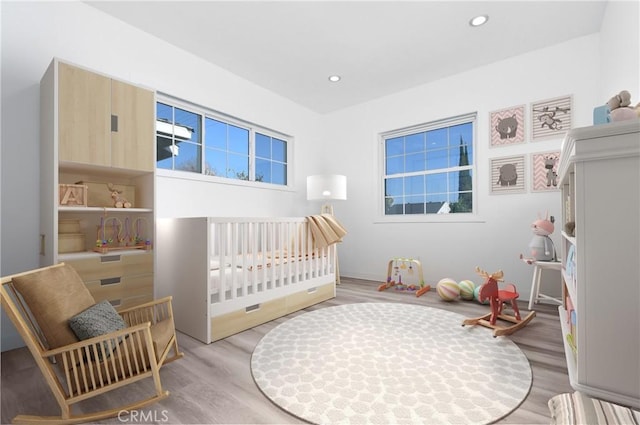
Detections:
[531, 150, 560, 192]
[489, 104, 526, 147]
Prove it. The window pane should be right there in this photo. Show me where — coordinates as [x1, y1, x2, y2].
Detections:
[385, 177, 403, 196]
[272, 162, 287, 185]
[405, 195, 425, 214]
[386, 156, 404, 175]
[272, 138, 287, 162]
[228, 153, 249, 179]
[386, 137, 404, 156]
[406, 152, 426, 173]
[175, 108, 201, 145]
[425, 172, 447, 193]
[426, 128, 447, 150]
[385, 196, 404, 215]
[205, 118, 226, 150]
[405, 133, 424, 154]
[174, 142, 201, 173]
[157, 103, 172, 122]
[256, 133, 270, 159]
[228, 125, 249, 154]
[256, 158, 270, 183]
[405, 175, 424, 195]
[156, 135, 173, 163]
[426, 148, 448, 170]
[206, 148, 225, 177]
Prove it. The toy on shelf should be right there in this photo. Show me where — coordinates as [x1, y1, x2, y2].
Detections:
[462, 267, 536, 337]
[108, 182, 132, 208]
[377, 258, 431, 297]
[94, 216, 151, 254]
[520, 212, 557, 263]
[607, 90, 640, 122]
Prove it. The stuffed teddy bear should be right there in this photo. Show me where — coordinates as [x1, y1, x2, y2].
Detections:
[607, 90, 638, 122]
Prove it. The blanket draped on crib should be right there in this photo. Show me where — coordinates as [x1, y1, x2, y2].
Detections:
[306, 214, 347, 249]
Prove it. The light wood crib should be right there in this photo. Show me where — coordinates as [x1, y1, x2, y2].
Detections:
[156, 217, 338, 343]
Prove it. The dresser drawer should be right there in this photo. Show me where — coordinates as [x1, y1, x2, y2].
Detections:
[64, 252, 152, 281]
[85, 273, 153, 307]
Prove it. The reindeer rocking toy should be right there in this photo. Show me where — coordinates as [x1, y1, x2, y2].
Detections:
[462, 267, 536, 337]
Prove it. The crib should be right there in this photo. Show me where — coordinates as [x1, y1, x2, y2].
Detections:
[156, 217, 338, 343]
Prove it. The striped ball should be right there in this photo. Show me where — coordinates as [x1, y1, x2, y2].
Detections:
[436, 278, 460, 301]
[473, 285, 489, 305]
[458, 280, 476, 300]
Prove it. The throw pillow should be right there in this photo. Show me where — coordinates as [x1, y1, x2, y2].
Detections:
[68, 300, 127, 360]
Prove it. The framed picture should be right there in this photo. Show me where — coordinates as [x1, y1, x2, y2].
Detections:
[489, 105, 525, 147]
[490, 155, 526, 194]
[531, 151, 560, 192]
[531, 95, 572, 141]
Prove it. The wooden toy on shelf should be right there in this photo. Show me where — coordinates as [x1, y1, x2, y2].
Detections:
[377, 257, 431, 297]
[93, 216, 151, 254]
[462, 266, 535, 337]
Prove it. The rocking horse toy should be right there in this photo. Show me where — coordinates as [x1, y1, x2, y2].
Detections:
[462, 267, 536, 337]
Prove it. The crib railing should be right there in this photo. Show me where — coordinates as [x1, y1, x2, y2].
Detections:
[209, 217, 335, 304]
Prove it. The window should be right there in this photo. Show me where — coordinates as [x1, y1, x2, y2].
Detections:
[382, 113, 476, 216]
[156, 98, 289, 186]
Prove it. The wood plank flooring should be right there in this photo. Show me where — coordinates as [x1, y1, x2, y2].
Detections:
[1, 277, 573, 424]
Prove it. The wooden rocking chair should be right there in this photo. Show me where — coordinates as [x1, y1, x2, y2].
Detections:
[462, 267, 536, 337]
[0, 263, 184, 424]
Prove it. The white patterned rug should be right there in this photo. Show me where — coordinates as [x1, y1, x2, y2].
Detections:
[251, 303, 532, 425]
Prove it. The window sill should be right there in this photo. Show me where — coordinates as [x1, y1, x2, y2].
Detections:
[374, 213, 486, 224]
[156, 168, 294, 192]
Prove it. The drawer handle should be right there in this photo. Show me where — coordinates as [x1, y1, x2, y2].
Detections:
[101, 255, 121, 263]
[109, 299, 121, 307]
[307, 287, 317, 294]
[246, 304, 260, 313]
[100, 277, 121, 286]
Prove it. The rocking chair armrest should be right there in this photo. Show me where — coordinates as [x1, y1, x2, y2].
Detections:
[43, 322, 152, 358]
[118, 296, 175, 328]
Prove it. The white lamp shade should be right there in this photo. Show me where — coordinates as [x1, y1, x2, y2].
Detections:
[306, 175, 347, 201]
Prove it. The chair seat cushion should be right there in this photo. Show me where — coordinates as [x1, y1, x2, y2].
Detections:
[12, 264, 95, 349]
[150, 317, 175, 360]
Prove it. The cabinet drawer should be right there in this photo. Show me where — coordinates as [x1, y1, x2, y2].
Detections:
[85, 273, 153, 306]
[64, 253, 152, 281]
[286, 283, 335, 314]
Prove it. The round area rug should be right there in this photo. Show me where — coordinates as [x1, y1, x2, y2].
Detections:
[251, 303, 532, 425]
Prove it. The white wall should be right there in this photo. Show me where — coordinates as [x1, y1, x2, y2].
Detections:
[599, 0, 640, 103]
[323, 34, 601, 299]
[0, 2, 321, 350]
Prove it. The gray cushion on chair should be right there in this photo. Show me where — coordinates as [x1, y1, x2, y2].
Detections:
[69, 300, 127, 360]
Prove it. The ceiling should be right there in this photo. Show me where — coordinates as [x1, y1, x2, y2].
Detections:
[86, 1, 608, 114]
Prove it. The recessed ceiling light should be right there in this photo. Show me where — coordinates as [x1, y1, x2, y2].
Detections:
[469, 15, 489, 27]
[328, 75, 341, 82]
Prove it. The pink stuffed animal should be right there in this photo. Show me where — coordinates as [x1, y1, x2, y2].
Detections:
[520, 213, 557, 263]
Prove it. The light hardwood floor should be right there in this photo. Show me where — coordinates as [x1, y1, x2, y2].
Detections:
[1, 277, 573, 424]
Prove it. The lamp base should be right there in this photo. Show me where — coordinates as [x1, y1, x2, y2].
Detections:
[321, 203, 334, 215]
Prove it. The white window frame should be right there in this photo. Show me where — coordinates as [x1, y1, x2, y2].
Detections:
[377, 112, 483, 223]
[156, 94, 293, 191]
